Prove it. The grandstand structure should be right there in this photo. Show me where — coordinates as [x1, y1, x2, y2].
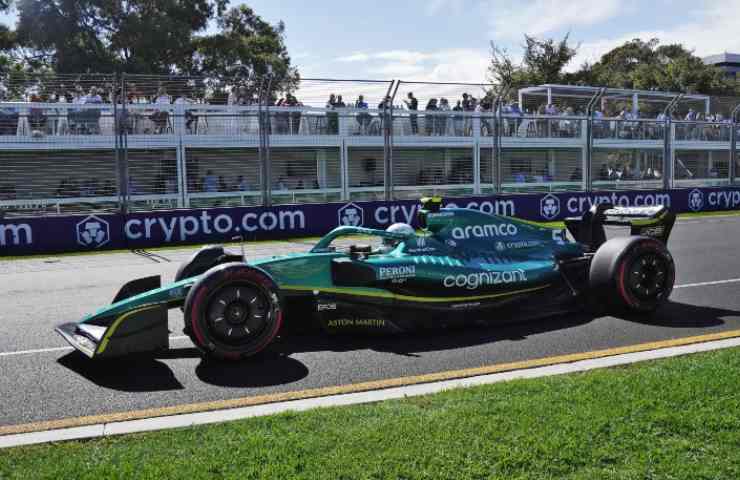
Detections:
[0, 74, 738, 217]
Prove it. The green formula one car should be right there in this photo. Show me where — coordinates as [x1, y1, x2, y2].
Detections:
[56, 197, 677, 361]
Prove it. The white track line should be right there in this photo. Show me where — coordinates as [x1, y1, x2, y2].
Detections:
[0, 335, 190, 358]
[1, 278, 739, 359]
[4, 335, 740, 448]
[674, 278, 740, 289]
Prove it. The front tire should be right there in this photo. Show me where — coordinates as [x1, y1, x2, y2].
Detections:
[184, 263, 283, 361]
[590, 236, 675, 313]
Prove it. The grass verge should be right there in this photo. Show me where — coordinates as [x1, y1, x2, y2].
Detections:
[2, 347, 740, 479]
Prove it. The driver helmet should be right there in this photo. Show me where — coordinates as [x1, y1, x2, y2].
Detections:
[383, 222, 414, 249]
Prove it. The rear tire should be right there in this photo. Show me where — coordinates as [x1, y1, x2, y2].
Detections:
[184, 263, 283, 361]
[590, 236, 675, 313]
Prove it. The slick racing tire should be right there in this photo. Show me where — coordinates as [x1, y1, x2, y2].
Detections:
[175, 245, 242, 283]
[590, 236, 675, 314]
[184, 263, 283, 361]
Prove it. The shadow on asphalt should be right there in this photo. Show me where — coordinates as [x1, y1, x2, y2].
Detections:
[620, 301, 733, 328]
[57, 301, 737, 391]
[58, 352, 185, 392]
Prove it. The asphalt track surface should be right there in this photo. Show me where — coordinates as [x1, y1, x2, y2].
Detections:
[1, 216, 740, 430]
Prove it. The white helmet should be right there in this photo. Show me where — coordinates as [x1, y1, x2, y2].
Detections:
[383, 223, 414, 248]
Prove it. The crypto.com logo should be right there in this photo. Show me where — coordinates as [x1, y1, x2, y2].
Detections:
[338, 202, 364, 227]
[540, 193, 561, 220]
[76, 215, 110, 248]
[688, 189, 704, 212]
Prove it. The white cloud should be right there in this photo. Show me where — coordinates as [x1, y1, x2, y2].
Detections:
[487, 0, 624, 40]
[333, 48, 490, 83]
[566, 0, 740, 70]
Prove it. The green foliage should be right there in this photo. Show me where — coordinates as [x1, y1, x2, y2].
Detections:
[9, 0, 297, 93]
[490, 35, 737, 97]
[582, 38, 737, 95]
[488, 34, 578, 99]
[189, 5, 299, 97]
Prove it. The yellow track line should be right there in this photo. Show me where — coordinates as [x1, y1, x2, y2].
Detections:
[3, 328, 740, 436]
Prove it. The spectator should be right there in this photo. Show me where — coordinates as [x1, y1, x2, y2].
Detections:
[335, 95, 346, 108]
[150, 87, 171, 133]
[437, 98, 450, 135]
[174, 93, 197, 133]
[236, 175, 250, 191]
[83, 87, 103, 104]
[285, 93, 302, 134]
[355, 95, 371, 134]
[461, 93, 471, 111]
[218, 175, 228, 192]
[424, 98, 438, 136]
[452, 100, 463, 136]
[404, 92, 418, 134]
[326, 94, 338, 134]
[203, 170, 218, 192]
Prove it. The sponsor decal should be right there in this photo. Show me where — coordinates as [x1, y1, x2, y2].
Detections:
[707, 190, 740, 209]
[451, 223, 518, 240]
[327, 318, 385, 328]
[446, 239, 457, 248]
[564, 193, 671, 216]
[451, 302, 481, 309]
[125, 209, 305, 243]
[338, 202, 364, 227]
[495, 241, 505, 252]
[640, 225, 665, 237]
[76, 215, 110, 248]
[378, 265, 416, 281]
[428, 211, 454, 218]
[0, 222, 32, 247]
[443, 269, 527, 290]
[688, 189, 704, 212]
[540, 194, 561, 220]
[551, 229, 567, 245]
[317, 303, 337, 312]
[507, 240, 543, 249]
[407, 236, 436, 253]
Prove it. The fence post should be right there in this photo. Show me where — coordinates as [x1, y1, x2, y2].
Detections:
[117, 73, 130, 215]
[494, 106, 502, 194]
[730, 104, 740, 185]
[664, 120, 673, 190]
[383, 80, 397, 201]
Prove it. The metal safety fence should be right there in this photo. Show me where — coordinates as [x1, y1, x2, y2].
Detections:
[0, 74, 739, 217]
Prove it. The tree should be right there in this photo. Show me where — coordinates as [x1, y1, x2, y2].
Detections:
[580, 39, 737, 95]
[488, 34, 578, 97]
[189, 5, 299, 96]
[14, 0, 228, 74]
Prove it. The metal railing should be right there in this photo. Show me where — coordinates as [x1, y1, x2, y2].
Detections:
[1, 100, 739, 217]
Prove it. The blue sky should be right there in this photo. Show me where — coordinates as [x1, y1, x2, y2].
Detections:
[2, 0, 738, 83]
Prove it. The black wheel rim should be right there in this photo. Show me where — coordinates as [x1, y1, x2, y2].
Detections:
[626, 253, 668, 300]
[206, 284, 269, 345]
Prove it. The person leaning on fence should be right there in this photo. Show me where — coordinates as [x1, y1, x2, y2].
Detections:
[404, 92, 418, 134]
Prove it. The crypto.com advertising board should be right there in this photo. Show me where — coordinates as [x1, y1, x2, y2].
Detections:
[1, 186, 739, 256]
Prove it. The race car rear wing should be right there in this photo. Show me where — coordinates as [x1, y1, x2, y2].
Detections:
[565, 204, 676, 252]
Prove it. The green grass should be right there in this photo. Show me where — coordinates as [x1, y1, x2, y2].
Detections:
[3, 347, 740, 479]
[4, 208, 740, 263]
